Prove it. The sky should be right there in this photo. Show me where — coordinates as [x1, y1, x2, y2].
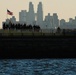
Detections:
[0, 0, 76, 28]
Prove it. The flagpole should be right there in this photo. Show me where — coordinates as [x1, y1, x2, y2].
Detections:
[6, 9, 8, 19]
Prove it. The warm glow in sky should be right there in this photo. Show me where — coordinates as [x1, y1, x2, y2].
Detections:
[0, 0, 76, 28]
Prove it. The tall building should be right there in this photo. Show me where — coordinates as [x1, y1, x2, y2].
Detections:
[5, 19, 10, 24]
[69, 18, 73, 23]
[60, 19, 66, 29]
[27, 2, 35, 26]
[60, 19, 65, 26]
[69, 18, 75, 27]
[44, 13, 53, 29]
[74, 16, 76, 25]
[19, 10, 27, 24]
[10, 16, 16, 24]
[52, 13, 59, 28]
[36, 2, 43, 29]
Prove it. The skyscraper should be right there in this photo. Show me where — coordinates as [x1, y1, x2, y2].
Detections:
[69, 18, 73, 23]
[44, 13, 53, 29]
[27, 2, 35, 26]
[74, 17, 76, 25]
[37, 2, 43, 29]
[19, 10, 27, 24]
[10, 16, 16, 24]
[53, 13, 59, 28]
[60, 19, 65, 29]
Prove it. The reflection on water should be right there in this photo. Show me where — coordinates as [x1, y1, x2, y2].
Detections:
[0, 59, 76, 75]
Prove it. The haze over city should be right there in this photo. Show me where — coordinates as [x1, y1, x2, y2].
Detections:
[1, 0, 76, 29]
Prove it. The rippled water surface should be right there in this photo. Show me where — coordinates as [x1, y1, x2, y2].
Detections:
[0, 59, 76, 75]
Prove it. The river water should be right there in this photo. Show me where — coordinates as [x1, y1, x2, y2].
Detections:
[0, 59, 76, 75]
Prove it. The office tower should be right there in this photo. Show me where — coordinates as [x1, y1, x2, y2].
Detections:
[5, 19, 10, 24]
[44, 13, 53, 29]
[60, 19, 66, 29]
[69, 18, 75, 27]
[74, 17, 76, 25]
[10, 16, 16, 24]
[27, 2, 35, 26]
[60, 19, 65, 26]
[75, 16, 76, 20]
[37, 2, 43, 29]
[19, 10, 27, 24]
[69, 18, 73, 23]
[52, 13, 59, 28]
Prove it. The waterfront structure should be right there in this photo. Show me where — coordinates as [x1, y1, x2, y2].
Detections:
[36, 2, 43, 29]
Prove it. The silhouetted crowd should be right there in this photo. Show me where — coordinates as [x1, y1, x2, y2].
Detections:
[3, 22, 40, 31]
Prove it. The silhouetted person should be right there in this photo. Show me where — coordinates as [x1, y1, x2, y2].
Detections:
[3, 22, 41, 32]
[3, 23, 6, 29]
[33, 25, 40, 32]
[57, 27, 61, 34]
[28, 24, 32, 31]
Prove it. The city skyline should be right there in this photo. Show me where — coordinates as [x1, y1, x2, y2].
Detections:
[1, 0, 76, 28]
[3, 2, 60, 29]
[3, 2, 76, 29]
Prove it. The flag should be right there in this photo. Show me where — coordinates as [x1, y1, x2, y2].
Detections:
[7, 9, 13, 15]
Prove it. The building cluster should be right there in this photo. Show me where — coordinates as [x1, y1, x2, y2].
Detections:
[3, 2, 76, 30]
[60, 17, 76, 29]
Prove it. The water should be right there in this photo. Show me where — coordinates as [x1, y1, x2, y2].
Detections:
[0, 59, 76, 75]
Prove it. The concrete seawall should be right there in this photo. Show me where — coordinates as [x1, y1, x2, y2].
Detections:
[0, 35, 76, 58]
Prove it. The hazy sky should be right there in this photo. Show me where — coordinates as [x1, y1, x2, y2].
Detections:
[0, 0, 76, 28]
